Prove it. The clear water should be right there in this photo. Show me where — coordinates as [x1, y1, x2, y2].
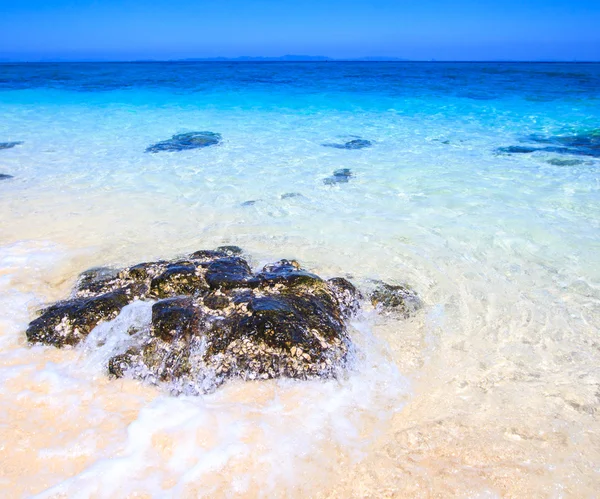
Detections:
[1, 62, 599, 497]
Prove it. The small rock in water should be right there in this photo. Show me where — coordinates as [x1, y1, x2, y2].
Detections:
[546, 158, 585, 166]
[369, 281, 422, 318]
[322, 138, 372, 150]
[145, 131, 221, 153]
[216, 245, 244, 256]
[324, 168, 353, 185]
[496, 145, 539, 154]
[281, 192, 303, 199]
[0, 173, 14, 180]
[26, 247, 420, 394]
[0, 141, 23, 150]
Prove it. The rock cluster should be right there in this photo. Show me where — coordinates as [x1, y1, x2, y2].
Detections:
[27, 247, 421, 393]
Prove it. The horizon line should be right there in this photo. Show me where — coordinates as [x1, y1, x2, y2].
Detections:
[1, 59, 599, 64]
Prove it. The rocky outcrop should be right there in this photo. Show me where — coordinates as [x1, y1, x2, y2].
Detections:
[145, 131, 221, 153]
[27, 249, 421, 393]
[0, 173, 14, 180]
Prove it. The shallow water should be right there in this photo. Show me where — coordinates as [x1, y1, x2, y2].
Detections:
[1, 62, 599, 497]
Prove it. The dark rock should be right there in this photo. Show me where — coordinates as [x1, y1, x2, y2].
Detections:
[281, 192, 303, 199]
[328, 277, 363, 318]
[108, 348, 140, 377]
[499, 131, 600, 159]
[75, 267, 121, 296]
[0, 141, 23, 150]
[0, 173, 14, 180]
[203, 293, 230, 310]
[258, 260, 323, 289]
[152, 297, 198, 342]
[27, 289, 131, 347]
[145, 131, 221, 153]
[241, 200, 257, 206]
[322, 139, 372, 150]
[189, 249, 229, 262]
[205, 257, 258, 290]
[547, 158, 585, 166]
[369, 282, 422, 318]
[216, 245, 244, 256]
[324, 168, 353, 185]
[150, 263, 208, 298]
[496, 146, 539, 154]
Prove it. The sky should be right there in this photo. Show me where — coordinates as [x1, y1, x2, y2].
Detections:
[0, 0, 599, 61]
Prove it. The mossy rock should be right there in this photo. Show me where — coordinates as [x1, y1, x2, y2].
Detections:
[27, 289, 131, 347]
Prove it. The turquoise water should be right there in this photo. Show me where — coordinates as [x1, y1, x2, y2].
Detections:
[1, 62, 599, 497]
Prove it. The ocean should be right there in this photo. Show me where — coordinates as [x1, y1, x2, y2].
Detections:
[0, 62, 599, 497]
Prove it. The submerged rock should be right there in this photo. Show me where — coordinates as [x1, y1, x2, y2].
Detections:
[497, 131, 600, 159]
[322, 139, 372, 150]
[0, 173, 14, 180]
[145, 131, 221, 153]
[26, 247, 421, 394]
[496, 145, 539, 154]
[324, 168, 353, 185]
[0, 141, 23, 150]
[369, 281, 422, 318]
[281, 192, 303, 199]
[547, 158, 585, 166]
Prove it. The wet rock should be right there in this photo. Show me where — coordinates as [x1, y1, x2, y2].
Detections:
[216, 245, 243, 256]
[74, 267, 121, 296]
[205, 257, 258, 290]
[108, 348, 140, 377]
[0, 173, 14, 180]
[0, 141, 22, 150]
[322, 139, 372, 150]
[189, 249, 229, 261]
[203, 293, 230, 310]
[150, 263, 208, 298]
[328, 277, 363, 318]
[152, 297, 198, 342]
[145, 131, 221, 153]
[324, 168, 353, 185]
[369, 281, 422, 318]
[27, 289, 131, 347]
[258, 260, 323, 289]
[27, 247, 421, 394]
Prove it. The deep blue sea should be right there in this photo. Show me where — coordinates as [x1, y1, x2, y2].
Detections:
[1, 62, 599, 497]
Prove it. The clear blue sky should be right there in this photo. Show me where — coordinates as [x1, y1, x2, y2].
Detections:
[0, 0, 598, 61]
